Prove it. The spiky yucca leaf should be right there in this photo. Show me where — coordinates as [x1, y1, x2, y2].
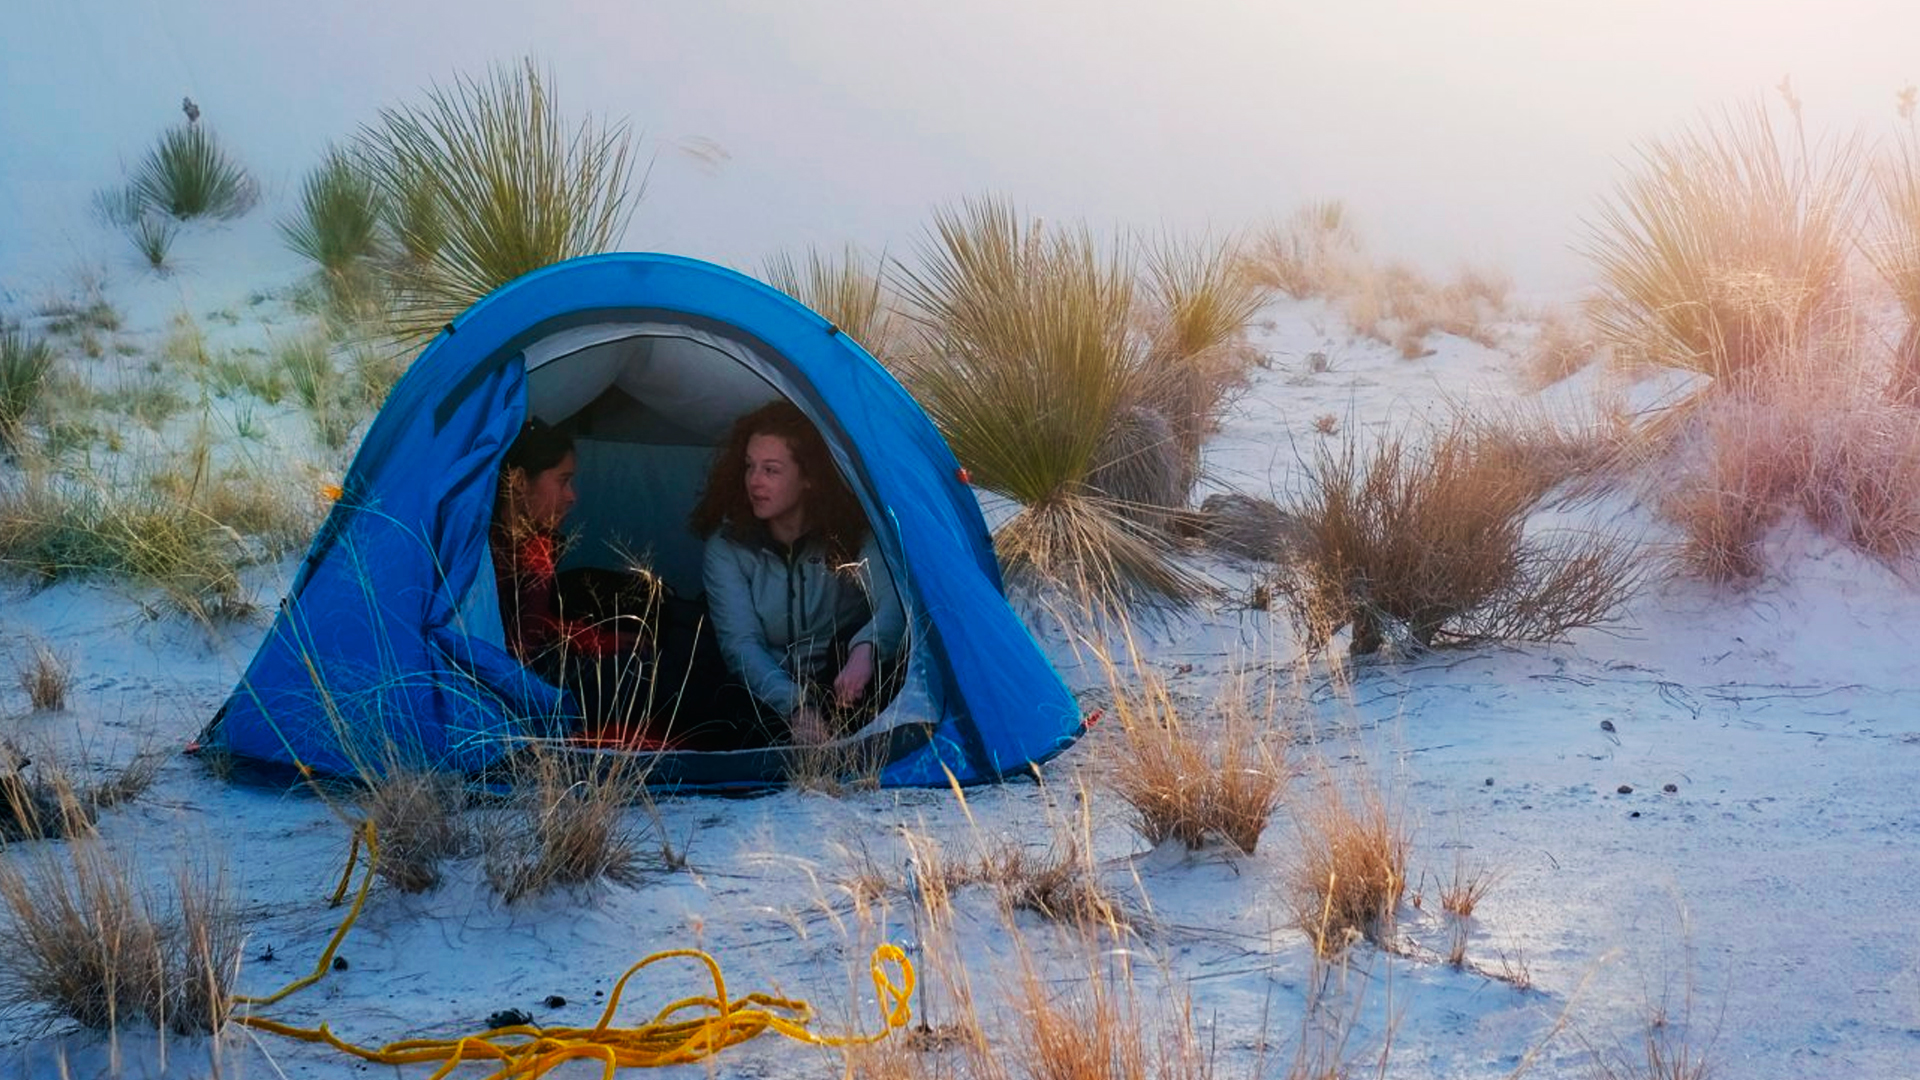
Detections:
[358, 59, 639, 343]
[280, 145, 387, 282]
[1584, 101, 1862, 387]
[764, 245, 897, 360]
[0, 329, 56, 446]
[132, 124, 257, 221]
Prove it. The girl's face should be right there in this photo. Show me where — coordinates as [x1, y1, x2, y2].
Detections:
[512, 451, 578, 530]
[744, 433, 808, 527]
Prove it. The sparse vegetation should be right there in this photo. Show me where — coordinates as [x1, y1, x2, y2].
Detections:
[1524, 307, 1599, 389]
[1278, 420, 1640, 654]
[482, 749, 648, 901]
[356, 769, 468, 893]
[15, 642, 71, 712]
[0, 465, 253, 620]
[132, 123, 258, 221]
[0, 328, 56, 447]
[281, 145, 388, 305]
[1104, 673, 1286, 854]
[1247, 199, 1359, 299]
[1290, 769, 1410, 956]
[765, 245, 898, 360]
[1584, 100, 1861, 389]
[357, 59, 640, 342]
[0, 841, 241, 1035]
[899, 197, 1201, 609]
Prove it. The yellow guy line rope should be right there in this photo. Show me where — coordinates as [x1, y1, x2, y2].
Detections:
[231, 821, 916, 1078]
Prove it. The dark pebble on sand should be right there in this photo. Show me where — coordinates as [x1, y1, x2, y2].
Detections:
[1600, 719, 1616, 732]
[1617, 784, 1633, 794]
[1629, 811, 1641, 818]
[332, 956, 349, 971]
[1484, 777, 1494, 786]
[1663, 783, 1678, 793]
[544, 995, 566, 1009]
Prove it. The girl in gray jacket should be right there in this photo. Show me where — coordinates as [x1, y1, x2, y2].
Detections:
[690, 401, 906, 744]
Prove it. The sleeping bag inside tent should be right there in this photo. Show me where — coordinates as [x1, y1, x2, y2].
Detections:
[200, 252, 1084, 789]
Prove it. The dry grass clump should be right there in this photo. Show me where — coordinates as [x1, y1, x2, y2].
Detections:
[0, 841, 241, 1035]
[1524, 307, 1600, 390]
[0, 463, 253, 621]
[971, 840, 1126, 932]
[898, 198, 1202, 609]
[1662, 377, 1920, 581]
[3, 745, 166, 843]
[356, 769, 469, 892]
[1289, 772, 1410, 956]
[1278, 420, 1641, 654]
[1438, 858, 1500, 919]
[357, 59, 640, 343]
[765, 245, 900, 361]
[1584, 100, 1861, 389]
[1104, 674, 1286, 854]
[482, 748, 648, 902]
[1247, 200, 1361, 299]
[15, 642, 71, 712]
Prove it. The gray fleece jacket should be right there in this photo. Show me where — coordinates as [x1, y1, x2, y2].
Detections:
[702, 525, 907, 715]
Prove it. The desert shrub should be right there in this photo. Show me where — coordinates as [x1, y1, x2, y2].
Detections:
[357, 769, 468, 893]
[1584, 101, 1862, 388]
[132, 123, 257, 221]
[2, 744, 165, 843]
[1867, 133, 1920, 401]
[0, 328, 56, 447]
[1104, 674, 1286, 854]
[358, 59, 640, 343]
[1289, 770, 1409, 955]
[94, 184, 180, 271]
[764, 245, 898, 360]
[482, 749, 648, 902]
[280, 144, 387, 297]
[0, 841, 241, 1034]
[898, 197, 1200, 609]
[0, 467, 252, 620]
[1278, 421, 1641, 654]
[15, 642, 70, 712]
[1247, 199, 1359, 298]
[1663, 381, 1920, 581]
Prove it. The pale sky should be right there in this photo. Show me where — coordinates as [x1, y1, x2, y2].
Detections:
[5, 0, 1917, 293]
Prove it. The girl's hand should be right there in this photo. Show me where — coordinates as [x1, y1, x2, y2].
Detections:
[833, 643, 876, 707]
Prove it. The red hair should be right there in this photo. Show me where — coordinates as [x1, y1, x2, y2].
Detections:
[689, 400, 868, 564]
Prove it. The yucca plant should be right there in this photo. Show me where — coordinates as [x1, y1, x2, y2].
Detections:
[1132, 231, 1269, 493]
[132, 124, 258, 221]
[764, 245, 897, 360]
[280, 144, 387, 293]
[358, 59, 640, 343]
[898, 197, 1202, 609]
[1868, 132, 1920, 401]
[1584, 101, 1862, 389]
[0, 329, 56, 448]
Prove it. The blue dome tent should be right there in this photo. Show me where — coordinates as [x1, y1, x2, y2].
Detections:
[202, 253, 1084, 789]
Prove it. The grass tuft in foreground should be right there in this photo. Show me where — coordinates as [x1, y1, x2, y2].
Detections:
[1290, 769, 1409, 956]
[0, 328, 57, 449]
[482, 748, 648, 902]
[0, 841, 241, 1035]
